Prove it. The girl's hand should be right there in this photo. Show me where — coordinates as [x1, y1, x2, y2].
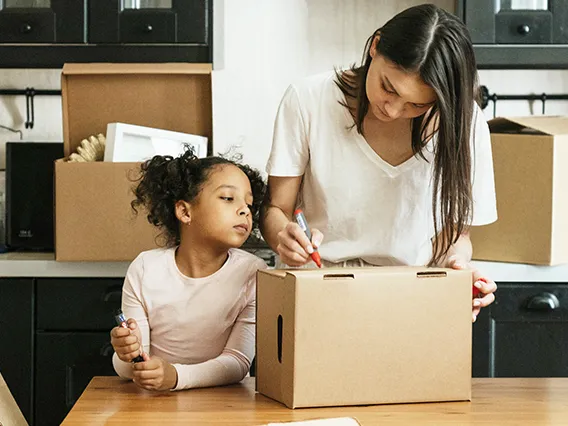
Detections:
[132, 353, 178, 391]
[446, 256, 497, 323]
[276, 221, 324, 267]
[110, 318, 143, 362]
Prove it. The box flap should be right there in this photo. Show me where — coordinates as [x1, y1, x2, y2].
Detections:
[489, 116, 568, 136]
[61, 63, 212, 156]
[62, 63, 212, 75]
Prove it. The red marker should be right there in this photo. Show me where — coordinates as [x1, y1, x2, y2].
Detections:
[294, 209, 322, 268]
[473, 277, 488, 297]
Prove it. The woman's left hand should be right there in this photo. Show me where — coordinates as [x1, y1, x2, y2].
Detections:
[446, 256, 497, 322]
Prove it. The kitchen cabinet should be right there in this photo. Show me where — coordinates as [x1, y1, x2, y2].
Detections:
[0, 0, 212, 68]
[472, 283, 568, 377]
[458, 0, 568, 68]
[0, 277, 122, 426]
[35, 332, 117, 426]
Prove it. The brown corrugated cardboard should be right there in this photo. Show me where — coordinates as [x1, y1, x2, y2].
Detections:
[256, 267, 473, 409]
[470, 116, 568, 265]
[55, 63, 212, 261]
[0, 373, 28, 426]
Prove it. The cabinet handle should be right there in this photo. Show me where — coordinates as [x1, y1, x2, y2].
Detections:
[143, 24, 153, 33]
[100, 342, 114, 357]
[526, 292, 560, 311]
[102, 285, 123, 303]
[517, 24, 531, 35]
[20, 23, 32, 34]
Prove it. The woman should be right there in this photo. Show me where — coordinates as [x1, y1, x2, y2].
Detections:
[260, 4, 497, 322]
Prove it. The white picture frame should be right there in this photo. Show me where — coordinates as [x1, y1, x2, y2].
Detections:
[104, 122, 208, 162]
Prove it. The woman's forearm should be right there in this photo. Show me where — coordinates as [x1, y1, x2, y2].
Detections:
[260, 205, 290, 252]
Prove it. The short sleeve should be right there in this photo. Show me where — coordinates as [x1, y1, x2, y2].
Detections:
[265, 84, 309, 176]
[471, 104, 498, 226]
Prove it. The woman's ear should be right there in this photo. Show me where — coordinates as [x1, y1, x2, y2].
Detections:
[175, 200, 192, 226]
[370, 34, 380, 58]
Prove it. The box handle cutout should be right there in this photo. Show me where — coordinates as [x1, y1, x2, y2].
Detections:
[323, 274, 355, 280]
[417, 271, 447, 278]
[277, 315, 283, 363]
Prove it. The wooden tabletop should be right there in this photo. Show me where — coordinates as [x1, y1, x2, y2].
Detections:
[62, 377, 568, 425]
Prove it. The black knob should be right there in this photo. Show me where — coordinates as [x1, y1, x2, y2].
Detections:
[517, 24, 530, 35]
[20, 23, 32, 34]
[526, 292, 560, 312]
[143, 24, 153, 33]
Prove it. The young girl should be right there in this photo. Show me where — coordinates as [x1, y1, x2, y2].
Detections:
[261, 4, 497, 322]
[110, 148, 267, 391]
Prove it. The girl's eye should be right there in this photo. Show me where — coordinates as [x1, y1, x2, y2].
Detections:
[220, 197, 233, 201]
[413, 103, 428, 109]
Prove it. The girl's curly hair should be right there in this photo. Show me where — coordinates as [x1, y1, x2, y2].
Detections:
[131, 146, 266, 247]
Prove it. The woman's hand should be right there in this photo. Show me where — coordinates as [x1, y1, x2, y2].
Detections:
[132, 353, 178, 391]
[276, 221, 324, 267]
[446, 256, 497, 322]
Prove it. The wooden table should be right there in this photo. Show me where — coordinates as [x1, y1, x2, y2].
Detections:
[62, 377, 568, 425]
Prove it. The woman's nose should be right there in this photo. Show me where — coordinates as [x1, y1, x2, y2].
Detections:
[384, 101, 404, 118]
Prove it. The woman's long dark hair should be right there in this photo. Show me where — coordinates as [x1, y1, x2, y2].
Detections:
[335, 4, 478, 266]
[131, 146, 266, 247]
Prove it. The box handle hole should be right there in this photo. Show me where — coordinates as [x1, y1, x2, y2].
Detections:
[323, 274, 355, 280]
[277, 315, 283, 363]
[417, 271, 447, 278]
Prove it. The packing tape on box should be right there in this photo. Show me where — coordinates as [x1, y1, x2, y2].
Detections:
[263, 417, 361, 426]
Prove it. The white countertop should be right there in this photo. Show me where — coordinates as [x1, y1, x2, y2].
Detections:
[0, 252, 129, 278]
[0, 252, 567, 281]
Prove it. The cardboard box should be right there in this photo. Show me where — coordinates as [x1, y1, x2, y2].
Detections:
[256, 267, 473, 409]
[470, 116, 568, 265]
[0, 373, 28, 426]
[55, 63, 212, 261]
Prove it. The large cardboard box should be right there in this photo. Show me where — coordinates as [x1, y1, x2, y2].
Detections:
[256, 267, 473, 408]
[470, 116, 568, 265]
[55, 63, 212, 261]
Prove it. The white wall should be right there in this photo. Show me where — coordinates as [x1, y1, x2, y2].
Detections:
[211, 0, 309, 172]
[0, 69, 62, 170]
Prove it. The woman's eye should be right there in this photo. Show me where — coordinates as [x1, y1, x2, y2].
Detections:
[413, 103, 427, 109]
[220, 197, 233, 201]
[382, 83, 396, 94]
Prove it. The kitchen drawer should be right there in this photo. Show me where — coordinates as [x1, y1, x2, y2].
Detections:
[36, 278, 123, 331]
[491, 283, 568, 322]
[495, 10, 552, 44]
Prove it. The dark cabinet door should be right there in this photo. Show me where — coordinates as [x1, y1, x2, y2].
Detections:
[472, 283, 568, 377]
[462, 0, 568, 44]
[35, 332, 117, 426]
[36, 278, 123, 330]
[458, 0, 568, 68]
[0, 0, 85, 43]
[0, 279, 34, 424]
[89, 0, 210, 44]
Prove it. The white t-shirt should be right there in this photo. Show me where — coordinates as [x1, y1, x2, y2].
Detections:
[266, 72, 497, 266]
[112, 247, 267, 390]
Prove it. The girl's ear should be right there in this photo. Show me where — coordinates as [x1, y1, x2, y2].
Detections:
[175, 200, 192, 225]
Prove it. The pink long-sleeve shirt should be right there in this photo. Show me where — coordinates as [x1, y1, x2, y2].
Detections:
[112, 247, 267, 390]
